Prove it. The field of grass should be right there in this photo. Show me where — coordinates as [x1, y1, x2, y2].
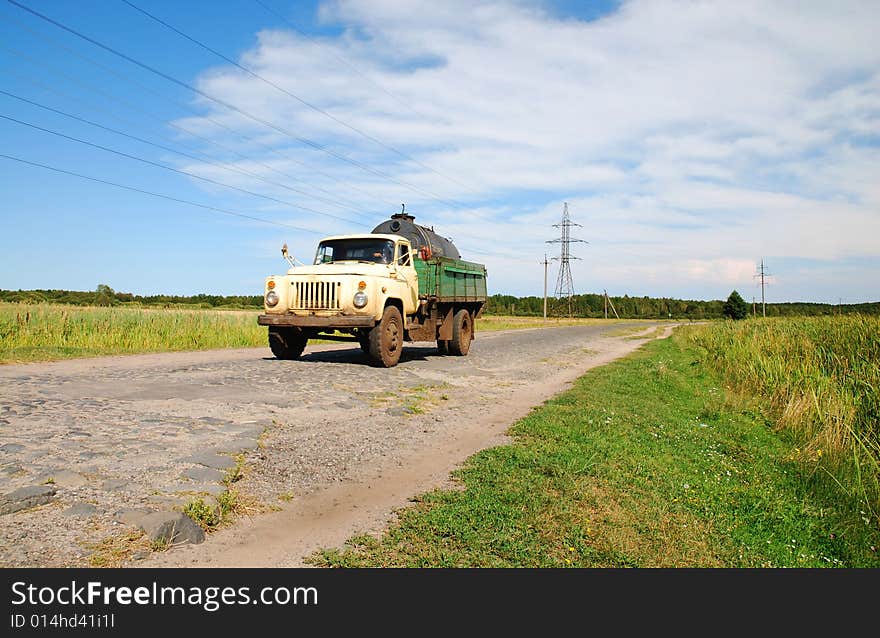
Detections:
[686, 315, 880, 523]
[0, 302, 266, 363]
[0, 302, 653, 364]
[310, 323, 880, 567]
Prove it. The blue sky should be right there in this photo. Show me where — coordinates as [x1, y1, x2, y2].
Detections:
[1, 0, 878, 304]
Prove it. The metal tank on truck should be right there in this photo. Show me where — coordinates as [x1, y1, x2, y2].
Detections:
[257, 210, 488, 367]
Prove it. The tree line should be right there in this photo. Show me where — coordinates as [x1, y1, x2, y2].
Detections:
[1, 286, 877, 318]
[484, 292, 880, 319]
[0, 285, 262, 310]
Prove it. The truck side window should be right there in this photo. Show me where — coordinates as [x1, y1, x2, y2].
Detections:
[398, 243, 411, 266]
[316, 245, 334, 264]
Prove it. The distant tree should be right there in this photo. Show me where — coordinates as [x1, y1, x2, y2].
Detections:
[94, 283, 116, 307]
[722, 290, 749, 320]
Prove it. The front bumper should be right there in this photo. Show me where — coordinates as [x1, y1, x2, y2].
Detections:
[257, 314, 375, 328]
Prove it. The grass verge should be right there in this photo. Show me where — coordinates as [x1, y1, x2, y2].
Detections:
[308, 329, 880, 567]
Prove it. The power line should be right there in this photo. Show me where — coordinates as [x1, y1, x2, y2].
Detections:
[0, 106, 523, 262]
[0, 113, 372, 228]
[0, 88, 386, 220]
[251, 2, 508, 228]
[1, 45, 389, 217]
[0, 78, 522, 262]
[6, 2, 509, 242]
[1, 143, 519, 266]
[252, 0, 484, 198]
[122, 0, 481, 199]
[8, 0, 468, 210]
[253, 0, 436, 123]
[3, 6, 524, 263]
[0, 152, 326, 234]
[1, 12, 396, 212]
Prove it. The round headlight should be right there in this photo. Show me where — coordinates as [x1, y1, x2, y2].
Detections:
[265, 290, 279, 307]
[353, 291, 368, 308]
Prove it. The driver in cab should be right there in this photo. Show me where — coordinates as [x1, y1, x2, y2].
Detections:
[373, 243, 393, 264]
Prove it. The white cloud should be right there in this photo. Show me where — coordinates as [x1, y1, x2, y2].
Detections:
[172, 0, 880, 301]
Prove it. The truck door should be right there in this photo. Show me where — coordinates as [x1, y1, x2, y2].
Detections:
[395, 241, 419, 314]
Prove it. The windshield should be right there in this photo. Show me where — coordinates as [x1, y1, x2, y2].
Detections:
[315, 238, 395, 265]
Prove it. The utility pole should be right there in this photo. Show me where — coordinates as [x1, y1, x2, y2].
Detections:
[541, 254, 549, 320]
[760, 259, 766, 317]
[546, 202, 587, 317]
[754, 259, 771, 317]
[604, 289, 619, 319]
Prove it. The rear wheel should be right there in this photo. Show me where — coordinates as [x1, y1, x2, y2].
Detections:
[368, 305, 403, 367]
[268, 327, 307, 359]
[448, 309, 472, 356]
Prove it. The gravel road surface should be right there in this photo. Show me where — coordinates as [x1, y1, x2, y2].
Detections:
[0, 321, 671, 567]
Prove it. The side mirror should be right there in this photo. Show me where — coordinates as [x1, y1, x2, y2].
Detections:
[281, 243, 298, 267]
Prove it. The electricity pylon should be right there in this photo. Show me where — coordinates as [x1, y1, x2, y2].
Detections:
[546, 202, 587, 317]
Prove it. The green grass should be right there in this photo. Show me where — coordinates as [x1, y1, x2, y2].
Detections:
[181, 454, 248, 532]
[686, 316, 880, 517]
[0, 303, 650, 364]
[309, 328, 880, 568]
[0, 302, 267, 363]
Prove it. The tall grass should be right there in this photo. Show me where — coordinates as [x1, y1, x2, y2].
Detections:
[0, 302, 266, 363]
[0, 305, 642, 363]
[686, 315, 880, 519]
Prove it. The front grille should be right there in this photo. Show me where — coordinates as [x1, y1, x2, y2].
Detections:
[293, 281, 342, 310]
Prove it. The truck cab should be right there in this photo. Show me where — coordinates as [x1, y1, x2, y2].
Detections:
[262, 233, 418, 320]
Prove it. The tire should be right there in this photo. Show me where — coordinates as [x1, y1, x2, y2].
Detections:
[368, 305, 403, 367]
[358, 333, 370, 354]
[448, 309, 472, 356]
[436, 339, 449, 355]
[268, 327, 307, 360]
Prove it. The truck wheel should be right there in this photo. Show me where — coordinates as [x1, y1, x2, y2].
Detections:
[437, 339, 449, 354]
[268, 327, 307, 360]
[358, 334, 370, 354]
[368, 305, 403, 367]
[449, 309, 472, 356]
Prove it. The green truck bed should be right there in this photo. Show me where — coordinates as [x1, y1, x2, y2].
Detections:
[414, 257, 487, 302]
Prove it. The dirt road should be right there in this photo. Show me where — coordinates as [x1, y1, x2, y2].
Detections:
[0, 321, 674, 567]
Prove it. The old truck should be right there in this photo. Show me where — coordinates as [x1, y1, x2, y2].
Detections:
[257, 211, 488, 367]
